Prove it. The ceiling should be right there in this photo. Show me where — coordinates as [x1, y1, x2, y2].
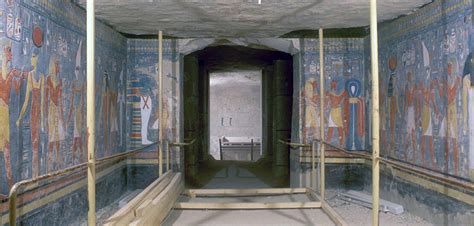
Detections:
[76, 0, 431, 38]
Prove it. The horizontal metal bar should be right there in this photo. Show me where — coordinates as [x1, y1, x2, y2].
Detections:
[8, 142, 158, 225]
[174, 201, 322, 210]
[184, 188, 308, 197]
[278, 139, 311, 148]
[311, 138, 474, 191]
[169, 138, 196, 147]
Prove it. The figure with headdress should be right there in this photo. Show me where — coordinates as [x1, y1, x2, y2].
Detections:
[67, 41, 85, 164]
[45, 57, 66, 172]
[17, 49, 45, 177]
[0, 42, 25, 189]
[326, 79, 347, 146]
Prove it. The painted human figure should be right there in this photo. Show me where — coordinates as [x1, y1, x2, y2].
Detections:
[140, 92, 153, 145]
[420, 41, 439, 168]
[403, 71, 417, 162]
[437, 60, 461, 174]
[387, 56, 400, 156]
[17, 51, 45, 178]
[326, 80, 347, 146]
[344, 79, 364, 150]
[379, 80, 387, 150]
[0, 43, 24, 188]
[117, 66, 126, 146]
[100, 70, 112, 154]
[109, 86, 119, 149]
[45, 57, 66, 172]
[302, 77, 320, 142]
[67, 41, 85, 164]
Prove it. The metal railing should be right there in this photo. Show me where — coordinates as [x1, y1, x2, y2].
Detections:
[310, 138, 474, 191]
[8, 142, 158, 226]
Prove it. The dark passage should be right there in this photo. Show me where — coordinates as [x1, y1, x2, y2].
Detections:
[183, 45, 294, 188]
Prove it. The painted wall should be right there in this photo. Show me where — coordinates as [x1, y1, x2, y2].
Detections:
[126, 39, 181, 170]
[377, 0, 473, 179]
[0, 0, 128, 195]
[301, 38, 367, 151]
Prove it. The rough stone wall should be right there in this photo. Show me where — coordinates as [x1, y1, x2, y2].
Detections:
[377, 0, 473, 180]
[0, 0, 128, 195]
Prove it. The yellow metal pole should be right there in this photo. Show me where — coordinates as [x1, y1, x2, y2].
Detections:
[370, 0, 380, 225]
[86, 0, 96, 225]
[158, 31, 164, 176]
[319, 28, 325, 201]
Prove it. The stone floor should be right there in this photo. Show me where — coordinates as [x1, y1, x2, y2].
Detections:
[162, 163, 432, 226]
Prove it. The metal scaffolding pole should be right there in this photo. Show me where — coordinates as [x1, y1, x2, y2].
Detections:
[370, 0, 381, 225]
[158, 31, 164, 176]
[318, 28, 325, 201]
[86, 0, 96, 225]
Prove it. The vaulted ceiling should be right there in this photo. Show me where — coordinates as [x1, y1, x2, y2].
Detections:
[76, 0, 431, 38]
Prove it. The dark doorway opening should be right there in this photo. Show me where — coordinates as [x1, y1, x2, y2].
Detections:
[183, 45, 293, 188]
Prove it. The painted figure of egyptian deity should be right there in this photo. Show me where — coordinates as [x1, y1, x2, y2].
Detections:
[379, 79, 387, 151]
[438, 59, 461, 174]
[17, 50, 45, 178]
[109, 79, 119, 150]
[326, 80, 347, 146]
[344, 79, 364, 150]
[101, 70, 112, 154]
[302, 77, 320, 142]
[0, 42, 23, 188]
[117, 66, 126, 146]
[45, 57, 66, 172]
[403, 71, 417, 162]
[387, 56, 399, 156]
[67, 41, 85, 164]
[420, 41, 439, 169]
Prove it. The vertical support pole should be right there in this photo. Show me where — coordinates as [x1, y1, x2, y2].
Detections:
[311, 141, 316, 190]
[158, 31, 164, 176]
[166, 140, 170, 171]
[319, 28, 325, 201]
[219, 138, 223, 160]
[370, 0, 380, 225]
[86, 0, 96, 225]
[251, 139, 254, 161]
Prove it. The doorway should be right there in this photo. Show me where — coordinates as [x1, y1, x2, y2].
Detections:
[183, 45, 293, 188]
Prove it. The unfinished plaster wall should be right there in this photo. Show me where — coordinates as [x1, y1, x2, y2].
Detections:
[209, 70, 262, 160]
[377, 0, 473, 180]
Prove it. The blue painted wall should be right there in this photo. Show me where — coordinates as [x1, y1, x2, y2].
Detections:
[377, 0, 472, 179]
[126, 39, 180, 149]
[301, 38, 368, 151]
[0, 0, 128, 194]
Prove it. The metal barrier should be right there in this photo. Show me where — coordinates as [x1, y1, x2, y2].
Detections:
[311, 138, 474, 191]
[8, 142, 158, 226]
